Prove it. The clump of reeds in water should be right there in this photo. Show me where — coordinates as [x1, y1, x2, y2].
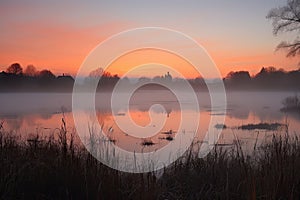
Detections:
[214, 123, 227, 130]
[1, 119, 300, 199]
[281, 95, 300, 113]
[141, 139, 155, 146]
[165, 135, 173, 141]
[238, 122, 284, 130]
[159, 129, 175, 141]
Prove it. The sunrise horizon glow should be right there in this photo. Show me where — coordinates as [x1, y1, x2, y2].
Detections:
[1, 0, 299, 79]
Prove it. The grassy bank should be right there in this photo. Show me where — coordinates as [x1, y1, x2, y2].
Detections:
[1, 121, 300, 199]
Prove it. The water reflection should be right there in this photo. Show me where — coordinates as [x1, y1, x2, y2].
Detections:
[0, 91, 299, 153]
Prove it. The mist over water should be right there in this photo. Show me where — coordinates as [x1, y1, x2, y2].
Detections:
[0, 90, 299, 152]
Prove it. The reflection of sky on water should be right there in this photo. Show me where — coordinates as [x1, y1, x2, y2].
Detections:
[0, 91, 299, 152]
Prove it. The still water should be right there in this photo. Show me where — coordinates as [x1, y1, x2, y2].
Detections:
[0, 91, 299, 153]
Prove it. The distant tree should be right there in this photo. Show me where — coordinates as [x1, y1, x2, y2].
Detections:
[6, 63, 23, 75]
[24, 65, 38, 77]
[89, 68, 104, 78]
[253, 67, 289, 89]
[113, 74, 119, 79]
[267, 0, 300, 57]
[138, 77, 151, 84]
[264, 66, 276, 72]
[103, 71, 112, 78]
[164, 72, 172, 81]
[119, 76, 130, 84]
[225, 71, 251, 82]
[255, 67, 285, 77]
[224, 71, 252, 89]
[88, 68, 118, 79]
[38, 70, 55, 79]
[282, 95, 299, 109]
[152, 76, 163, 82]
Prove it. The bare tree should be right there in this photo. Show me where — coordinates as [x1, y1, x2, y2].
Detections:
[6, 63, 23, 75]
[267, 0, 300, 57]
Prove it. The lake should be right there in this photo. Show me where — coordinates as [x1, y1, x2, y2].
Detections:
[0, 91, 299, 154]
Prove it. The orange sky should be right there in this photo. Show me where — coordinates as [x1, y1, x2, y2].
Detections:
[0, 1, 299, 78]
[1, 33, 297, 78]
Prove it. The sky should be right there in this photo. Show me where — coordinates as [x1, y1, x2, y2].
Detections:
[0, 0, 299, 78]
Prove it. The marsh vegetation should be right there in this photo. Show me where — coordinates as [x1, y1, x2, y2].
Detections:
[1, 119, 300, 199]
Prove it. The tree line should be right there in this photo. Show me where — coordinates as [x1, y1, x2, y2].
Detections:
[1, 63, 300, 92]
[0, 63, 75, 92]
[0, 63, 122, 92]
[223, 66, 300, 90]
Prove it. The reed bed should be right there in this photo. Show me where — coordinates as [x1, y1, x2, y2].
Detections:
[1, 119, 300, 199]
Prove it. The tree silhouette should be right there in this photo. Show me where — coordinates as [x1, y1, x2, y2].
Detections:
[89, 68, 104, 78]
[24, 65, 38, 77]
[38, 70, 55, 79]
[267, 0, 300, 57]
[224, 71, 251, 89]
[225, 71, 251, 82]
[6, 63, 23, 75]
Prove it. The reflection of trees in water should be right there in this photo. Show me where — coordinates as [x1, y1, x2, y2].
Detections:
[129, 85, 178, 116]
[226, 105, 285, 121]
[226, 92, 293, 122]
[0, 111, 73, 131]
[227, 107, 250, 120]
[134, 103, 174, 115]
[254, 107, 284, 121]
[286, 112, 300, 121]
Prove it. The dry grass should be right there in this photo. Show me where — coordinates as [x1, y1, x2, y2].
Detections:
[1, 120, 300, 199]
